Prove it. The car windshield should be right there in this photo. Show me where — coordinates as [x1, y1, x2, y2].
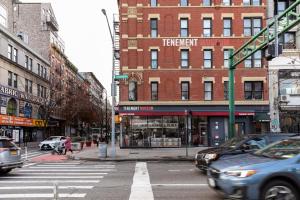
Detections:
[221, 136, 245, 148]
[45, 137, 60, 141]
[0, 140, 16, 148]
[254, 139, 300, 159]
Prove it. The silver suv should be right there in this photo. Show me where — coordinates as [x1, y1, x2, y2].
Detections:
[0, 137, 23, 174]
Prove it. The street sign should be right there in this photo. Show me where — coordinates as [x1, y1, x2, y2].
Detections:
[114, 75, 128, 80]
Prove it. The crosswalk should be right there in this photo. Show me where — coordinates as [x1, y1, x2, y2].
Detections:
[0, 161, 116, 199]
[21, 150, 49, 161]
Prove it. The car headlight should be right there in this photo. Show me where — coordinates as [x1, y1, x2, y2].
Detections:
[225, 170, 257, 178]
[205, 153, 217, 160]
[195, 154, 198, 160]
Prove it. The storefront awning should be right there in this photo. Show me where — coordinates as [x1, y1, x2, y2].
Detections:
[119, 111, 255, 116]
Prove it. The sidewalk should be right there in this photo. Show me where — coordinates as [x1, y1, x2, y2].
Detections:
[69, 144, 208, 162]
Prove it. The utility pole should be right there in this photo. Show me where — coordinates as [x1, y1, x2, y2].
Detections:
[102, 9, 116, 157]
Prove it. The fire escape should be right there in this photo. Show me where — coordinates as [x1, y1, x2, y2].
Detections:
[113, 14, 120, 105]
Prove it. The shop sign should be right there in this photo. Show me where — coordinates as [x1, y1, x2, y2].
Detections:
[0, 85, 45, 105]
[33, 119, 46, 127]
[0, 115, 46, 127]
[0, 107, 6, 115]
[163, 38, 198, 47]
[123, 106, 154, 111]
[279, 70, 300, 79]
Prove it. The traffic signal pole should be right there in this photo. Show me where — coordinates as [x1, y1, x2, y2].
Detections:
[228, 0, 300, 138]
[229, 49, 235, 139]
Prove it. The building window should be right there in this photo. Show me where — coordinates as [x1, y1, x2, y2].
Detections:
[244, 18, 262, 36]
[244, 81, 263, 100]
[29, 58, 33, 71]
[181, 82, 189, 100]
[245, 50, 262, 68]
[243, 0, 260, 5]
[224, 49, 231, 68]
[150, 18, 158, 38]
[25, 79, 33, 94]
[151, 50, 158, 69]
[222, 0, 231, 5]
[203, 0, 211, 6]
[223, 18, 232, 36]
[8, 71, 12, 86]
[224, 81, 229, 100]
[203, 18, 212, 37]
[280, 32, 296, 49]
[129, 81, 137, 101]
[180, 0, 188, 6]
[25, 56, 29, 68]
[150, 0, 157, 7]
[13, 73, 17, 88]
[7, 98, 17, 116]
[204, 49, 212, 68]
[151, 82, 158, 101]
[204, 81, 213, 100]
[0, 5, 7, 27]
[8, 45, 12, 59]
[13, 48, 18, 62]
[180, 18, 189, 37]
[181, 49, 189, 68]
[277, 1, 286, 15]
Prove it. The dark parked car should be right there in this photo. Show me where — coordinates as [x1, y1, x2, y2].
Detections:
[0, 137, 23, 174]
[195, 133, 296, 171]
[207, 137, 300, 200]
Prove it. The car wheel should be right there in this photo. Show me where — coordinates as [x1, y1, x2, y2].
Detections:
[262, 180, 299, 200]
[0, 169, 12, 175]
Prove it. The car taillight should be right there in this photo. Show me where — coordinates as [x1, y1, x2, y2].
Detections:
[0, 148, 9, 153]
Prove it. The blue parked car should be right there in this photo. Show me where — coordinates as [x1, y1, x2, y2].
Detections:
[207, 137, 300, 200]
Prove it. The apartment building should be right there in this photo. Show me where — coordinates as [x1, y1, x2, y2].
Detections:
[118, 0, 269, 147]
[0, 2, 50, 142]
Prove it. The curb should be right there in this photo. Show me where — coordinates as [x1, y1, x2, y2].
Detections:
[68, 155, 194, 162]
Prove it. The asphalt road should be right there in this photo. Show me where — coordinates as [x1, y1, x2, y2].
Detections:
[0, 160, 221, 200]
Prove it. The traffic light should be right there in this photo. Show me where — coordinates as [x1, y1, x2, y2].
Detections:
[265, 43, 283, 61]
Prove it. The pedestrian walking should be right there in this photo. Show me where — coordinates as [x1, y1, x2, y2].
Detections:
[64, 136, 73, 155]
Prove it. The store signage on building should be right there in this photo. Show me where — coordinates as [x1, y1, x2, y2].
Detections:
[279, 70, 300, 79]
[0, 85, 44, 105]
[0, 107, 6, 115]
[0, 86, 18, 97]
[123, 106, 154, 111]
[0, 115, 46, 127]
[163, 38, 198, 47]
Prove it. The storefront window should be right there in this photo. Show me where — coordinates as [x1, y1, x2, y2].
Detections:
[7, 98, 17, 116]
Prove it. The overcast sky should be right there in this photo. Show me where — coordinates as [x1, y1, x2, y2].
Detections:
[22, 0, 118, 101]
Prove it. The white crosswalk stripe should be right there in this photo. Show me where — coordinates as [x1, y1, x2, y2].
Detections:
[0, 161, 116, 199]
[21, 150, 50, 160]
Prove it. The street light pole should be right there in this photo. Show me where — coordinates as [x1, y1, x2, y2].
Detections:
[102, 9, 116, 157]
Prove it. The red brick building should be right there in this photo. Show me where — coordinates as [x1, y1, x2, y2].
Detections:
[118, 0, 269, 148]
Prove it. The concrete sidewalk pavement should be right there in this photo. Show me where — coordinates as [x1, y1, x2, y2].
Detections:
[69, 144, 208, 162]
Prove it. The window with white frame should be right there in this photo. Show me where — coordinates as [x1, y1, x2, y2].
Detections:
[180, 0, 188, 6]
[244, 18, 262, 36]
[245, 50, 262, 68]
[223, 18, 232, 36]
[181, 49, 189, 68]
[204, 81, 213, 100]
[204, 49, 212, 68]
[150, 18, 158, 38]
[181, 82, 190, 100]
[151, 49, 158, 69]
[203, 0, 212, 6]
[150, 0, 157, 7]
[203, 18, 212, 37]
[180, 18, 189, 37]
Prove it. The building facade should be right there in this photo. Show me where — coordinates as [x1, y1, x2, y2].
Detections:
[0, 23, 50, 143]
[267, 0, 300, 133]
[118, 0, 270, 148]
